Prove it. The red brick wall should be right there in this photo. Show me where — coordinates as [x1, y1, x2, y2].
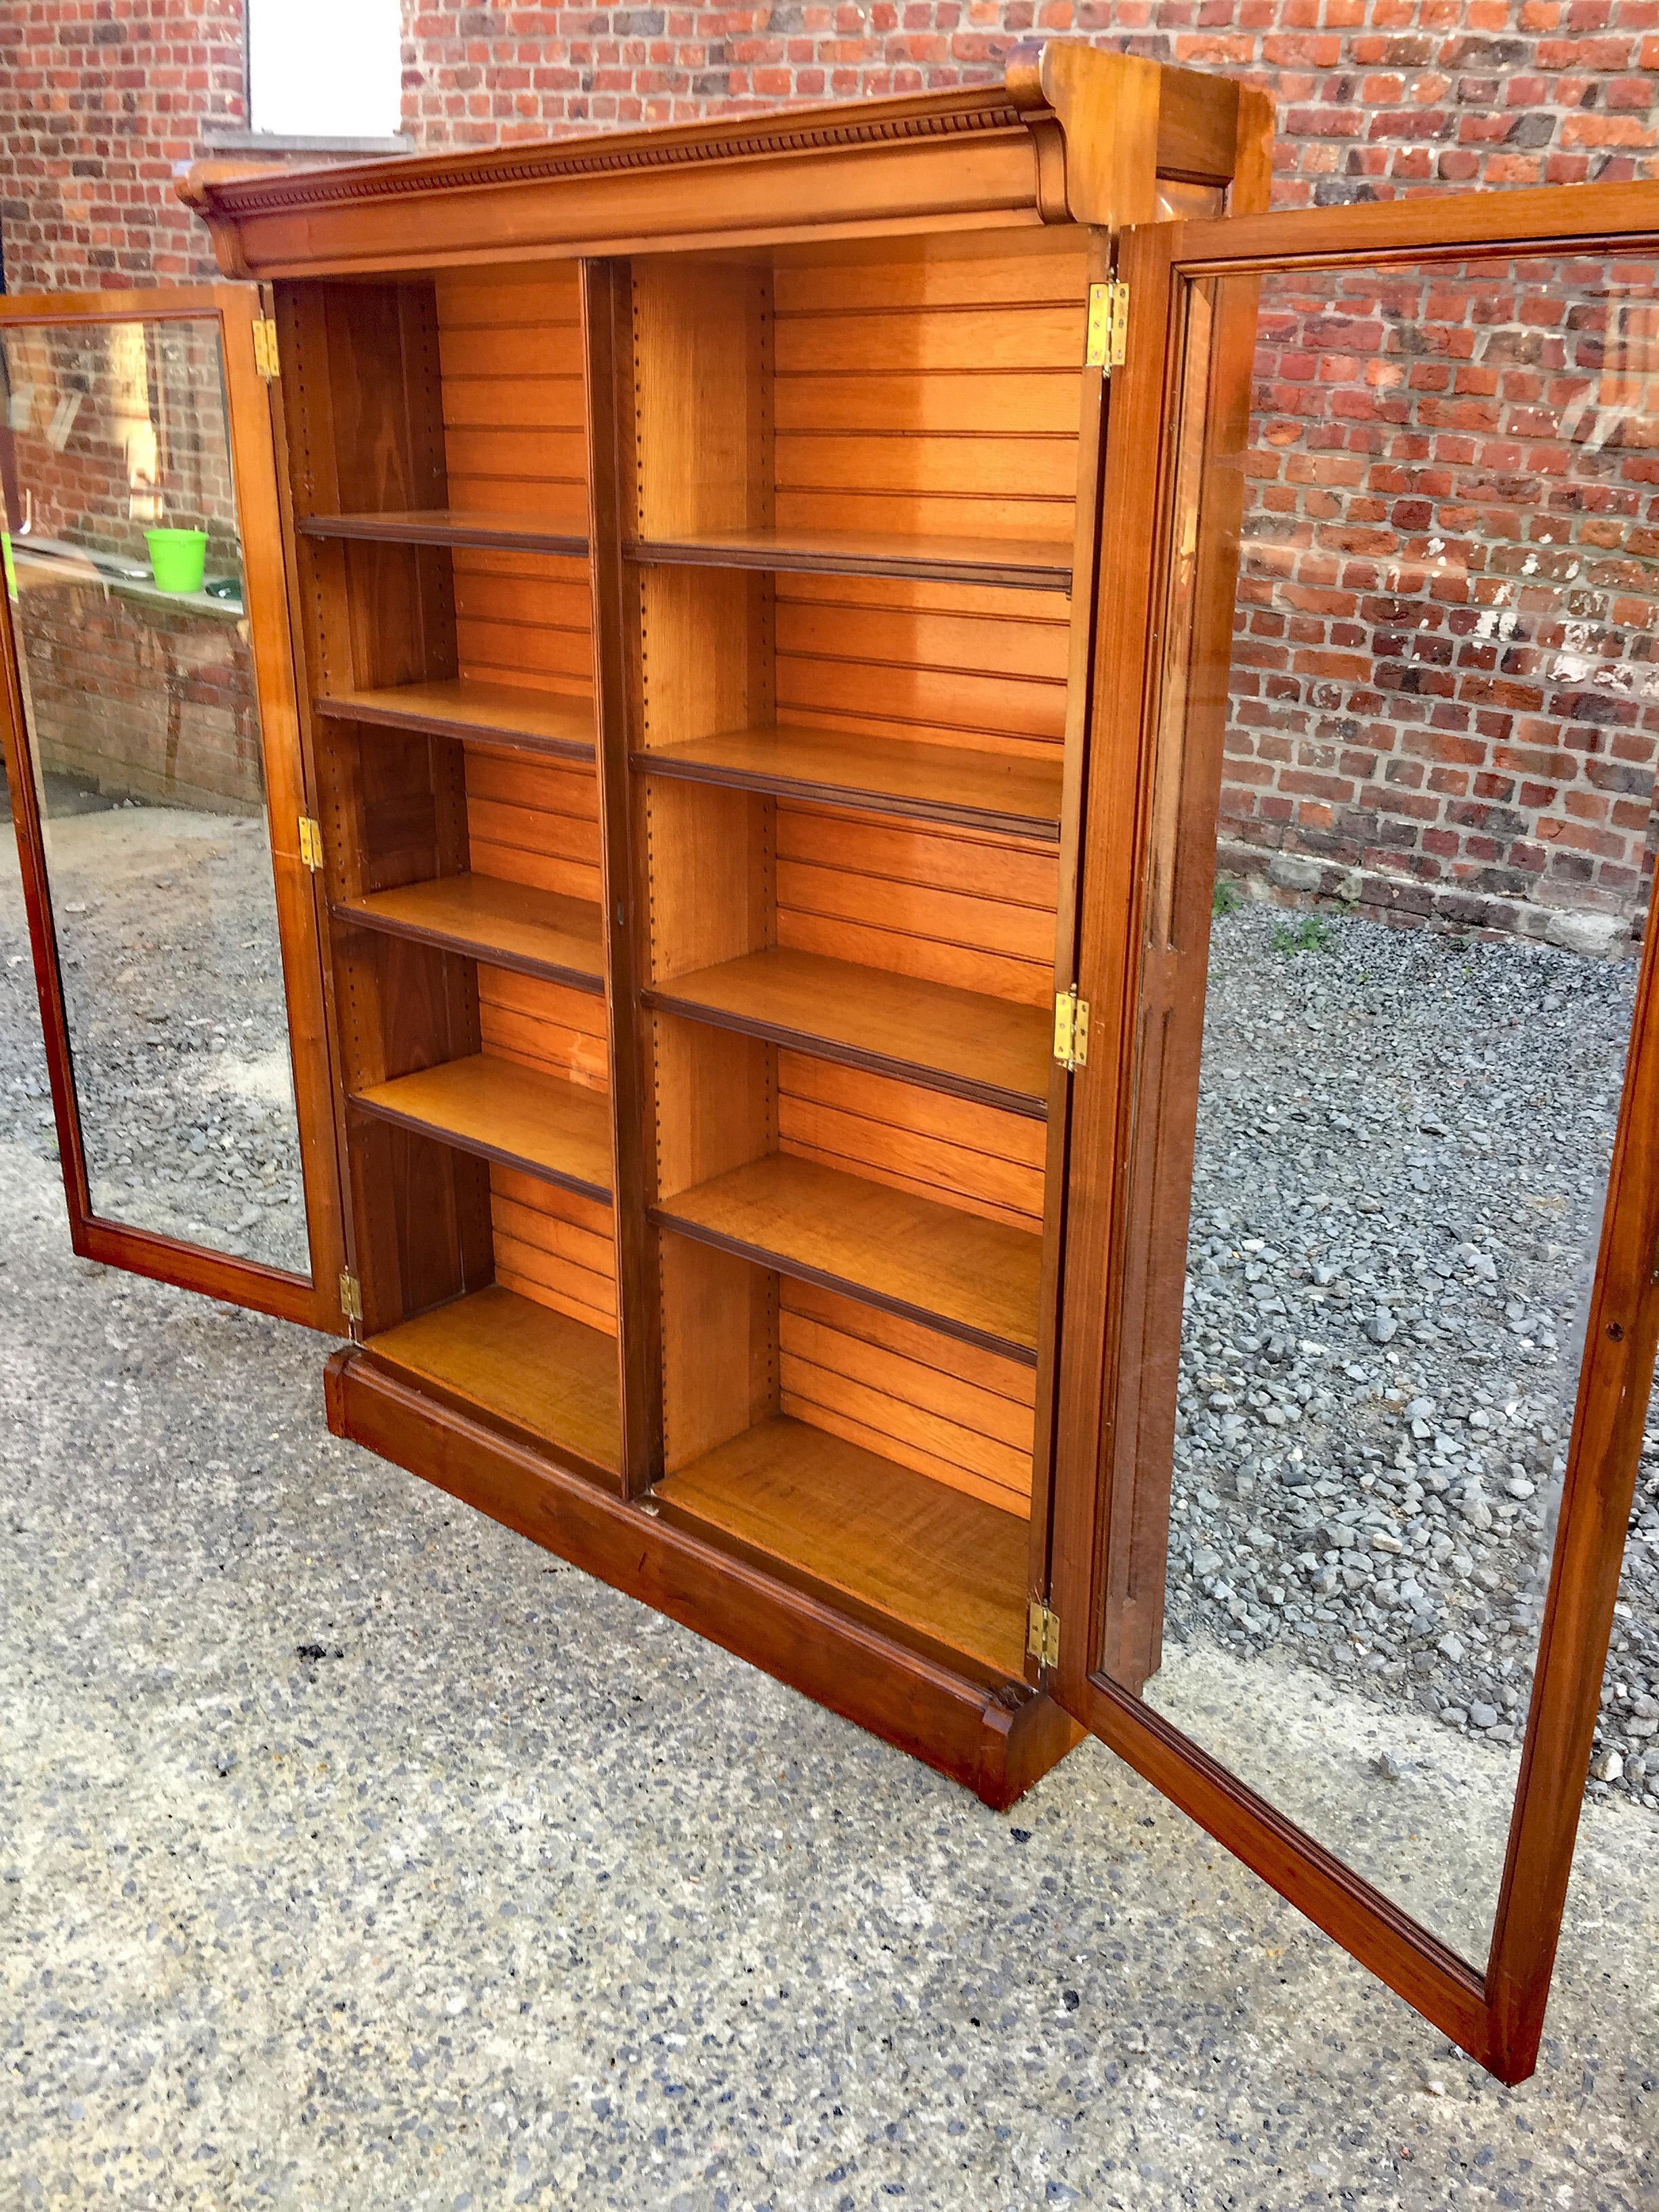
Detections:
[1223, 258, 1659, 950]
[394, 1, 1659, 184]
[0, 0, 249, 291]
[3, 4, 1658, 933]
[6, 4, 1658, 296]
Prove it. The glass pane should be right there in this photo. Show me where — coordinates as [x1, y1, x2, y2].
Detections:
[1, 317, 308, 1274]
[1119, 255, 1659, 1967]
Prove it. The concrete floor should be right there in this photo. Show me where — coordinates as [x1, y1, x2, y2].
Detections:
[1, 1122, 1657, 2205]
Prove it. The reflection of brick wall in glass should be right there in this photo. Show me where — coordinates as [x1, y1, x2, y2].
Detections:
[1221, 262, 1659, 951]
[3, 319, 262, 814]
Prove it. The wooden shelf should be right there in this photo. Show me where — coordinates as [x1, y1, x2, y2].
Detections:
[300, 508, 589, 556]
[647, 946, 1050, 1118]
[637, 722, 1063, 842]
[367, 1284, 620, 1471]
[628, 526, 1073, 593]
[351, 1054, 613, 1200]
[336, 873, 605, 991]
[314, 676, 596, 759]
[655, 1414, 1028, 1681]
[655, 1152, 1041, 1363]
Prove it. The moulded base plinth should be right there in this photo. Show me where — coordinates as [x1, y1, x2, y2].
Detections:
[324, 1345, 1082, 1807]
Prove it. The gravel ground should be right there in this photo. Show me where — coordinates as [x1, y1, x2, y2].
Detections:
[5, 782, 307, 1275]
[3, 842, 1658, 2205]
[1158, 904, 1659, 1862]
[0, 1132, 1656, 2209]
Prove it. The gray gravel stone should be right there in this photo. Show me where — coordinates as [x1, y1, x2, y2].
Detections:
[1163, 905, 1659, 1817]
[1, 1080, 1657, 2210]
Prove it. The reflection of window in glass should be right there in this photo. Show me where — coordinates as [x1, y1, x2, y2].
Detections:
[247, 0, 402, 141]
[108, 322, 157, 523]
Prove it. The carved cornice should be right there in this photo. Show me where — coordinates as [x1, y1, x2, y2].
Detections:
[184, 86, 1038, 222]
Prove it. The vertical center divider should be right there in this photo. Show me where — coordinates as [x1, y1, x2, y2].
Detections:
[582, 257, 664, 1492]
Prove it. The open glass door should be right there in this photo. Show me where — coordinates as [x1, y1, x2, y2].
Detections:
[1050, 183, 1659, 2083]
[0, 286, 346, 1328]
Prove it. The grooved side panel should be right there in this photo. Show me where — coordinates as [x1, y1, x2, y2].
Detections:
[773, 574, 1071, 767]
[435, 264, 593, 700]
[776, 1052, 1045, 1233]
[771, 237, 1089, 550]
[779, 1278, 1034, 1516]
[774, 801, 1059, 1008]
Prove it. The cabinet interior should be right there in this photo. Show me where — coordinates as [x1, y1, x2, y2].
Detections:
[285, 228, 1091, 1687]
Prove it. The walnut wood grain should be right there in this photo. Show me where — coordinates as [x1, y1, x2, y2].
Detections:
[352, 1052, 613, 1200]
[638, 721, 1064, 840]
[655, 1413, 1029, 1681]
[655, 1151, 1042, 1362]
[314, 676, 597, 758]
[647, 945, 1050, 1117]
[365, 1282, 621, 1469]
[335, 872, 605, 991]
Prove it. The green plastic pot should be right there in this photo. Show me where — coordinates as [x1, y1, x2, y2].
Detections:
[146, 527, 208, 594]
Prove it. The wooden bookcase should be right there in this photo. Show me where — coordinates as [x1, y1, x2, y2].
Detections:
[165, 47, 1267, 1807]
[12, 43, 1659, 2083]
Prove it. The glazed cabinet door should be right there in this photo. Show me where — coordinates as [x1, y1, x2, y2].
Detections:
[0, 286, 348, 1328]
[1048, 182, 1659, 2082]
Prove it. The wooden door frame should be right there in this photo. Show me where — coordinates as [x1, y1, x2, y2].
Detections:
[1050, 178, 1659, 2083]
[0, 284, 348, 1330]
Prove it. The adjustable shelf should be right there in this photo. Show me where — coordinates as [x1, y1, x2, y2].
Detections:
[300, 508, 589, 556]
[350, 1054, 613, 1200]
[655, 1414, 1029, 1680]
[647, 946, 1050, 1117]
[638, 723, 1065, 842]
[367, 1284, 621, 1471]
[628, 526, 1073, 593]
[335, 874, 605, 991]
[314, 677, 596, 760]
[655, 1152, 1042, 1363]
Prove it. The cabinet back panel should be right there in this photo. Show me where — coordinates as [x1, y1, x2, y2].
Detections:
[771, 241, 1088, 550]
[779, 1279, 1033, 1516]
[774, 575, 1068, 761]
[456, 697, 615, 1332]
[493, 1170, 617, 1334]
[775, 802, 1059, 1008]
[478, 970, 615, 1329]
[478, 969, 609, 1089]
[777, 1052, 1044, 1233]
[435, 264, 593, 699]
[464, 745, 601, 905]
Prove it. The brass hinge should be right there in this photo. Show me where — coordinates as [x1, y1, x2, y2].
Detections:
[1027, 1599, 1061, 1669]
[1054, 986, 1090, 1071]
[338, 1269, 363, 1328]
[298, 815, 325, 872]
[1085, 279, 1129, 372]
[252, 316, 280, 381]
